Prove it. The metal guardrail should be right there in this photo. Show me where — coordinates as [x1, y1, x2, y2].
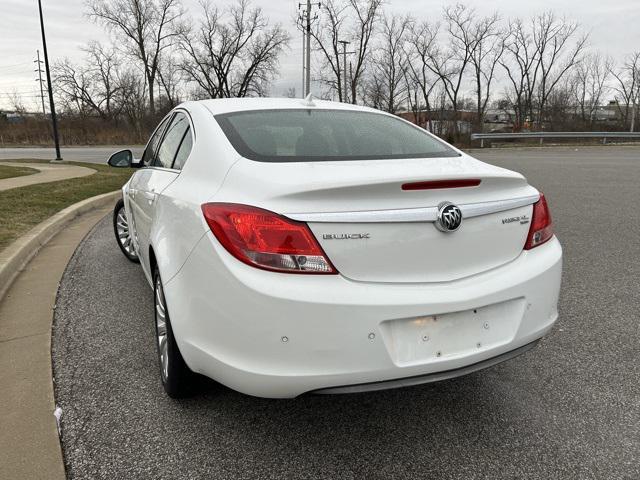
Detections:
[470, 131, 640, 147]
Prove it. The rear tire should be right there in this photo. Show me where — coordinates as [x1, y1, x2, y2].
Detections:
[153, 266, 194, 398]
[113, 199, 139, 263]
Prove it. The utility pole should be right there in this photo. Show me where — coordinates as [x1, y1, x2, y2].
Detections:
[297, 4, 306, 97]
[34, 50, 46, 115]
[301, 26, 306, 97]
[305, 0, 312, 96]
[37, 0, 62, 161]
[338, 40, 355, 103]
[298, 2, 319, 97]
[349, 61, 353, 103]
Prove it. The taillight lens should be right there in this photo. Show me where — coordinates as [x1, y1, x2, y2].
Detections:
[524, 193, 554, 250]
[201, 203, 337, 274]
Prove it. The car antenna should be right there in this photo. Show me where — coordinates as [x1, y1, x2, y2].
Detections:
[301, 93, 316, 107]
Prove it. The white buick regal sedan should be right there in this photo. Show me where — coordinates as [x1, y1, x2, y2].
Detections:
[108, 97, 562, 399]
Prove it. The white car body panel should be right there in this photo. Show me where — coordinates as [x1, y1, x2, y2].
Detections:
[119, 98, 562, 398]
[164, 233, 560, 398]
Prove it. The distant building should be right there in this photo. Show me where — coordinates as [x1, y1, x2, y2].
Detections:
[0, 110, 41, 124]
[398, 109, 474, 134]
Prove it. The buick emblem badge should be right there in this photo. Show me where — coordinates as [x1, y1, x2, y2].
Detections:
[436, 202, 462, 232]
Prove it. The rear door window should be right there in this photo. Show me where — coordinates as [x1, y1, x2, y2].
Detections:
[154, 112, 190, 169]
[172, 126, 193, 170]
[141, 116, 170, 166]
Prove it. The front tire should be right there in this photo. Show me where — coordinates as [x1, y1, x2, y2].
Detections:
[154, 266, 194, 398]
[113, 199, 139, 263]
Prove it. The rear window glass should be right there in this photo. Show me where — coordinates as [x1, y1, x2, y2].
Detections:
[215, 109, 459, 162]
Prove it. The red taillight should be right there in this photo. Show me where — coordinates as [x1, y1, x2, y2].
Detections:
[201, 203, 337, 274]
[524, 193, 554, 250]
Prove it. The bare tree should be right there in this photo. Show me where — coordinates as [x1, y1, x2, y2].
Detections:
[156, 54, 183, 108]
[533, 13, 588, 126]
[118, 69, 148, 140]
[311, 0, 382, 103]
[361, 74, 384, 109]
[610, 52, 640, 131]
[87, 42, 122, 119]
[347, 0, 383, 104]
[54, 42, 123, 120]
[469, 12, 505, 131]
[501, 12, 587, 130]
[423, 4, 477, 139]
[178, 0, 289, 99]
[7, 90, 27, 114]
[545, 78, 573, 130]
[499, 19, 534, 130]
[309, 0, 347, 101]
[569, 53, 611, 128]
[405, 20, 439, 132]
[403, 70, 420, 124]
[53, 60, 87, 114]
[87, 0, 183, 115]
[368, 14, 411, 113]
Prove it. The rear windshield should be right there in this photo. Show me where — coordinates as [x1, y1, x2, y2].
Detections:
[215, 109, 459, 162]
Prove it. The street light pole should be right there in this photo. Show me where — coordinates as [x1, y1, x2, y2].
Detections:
[37, 0, 62, 161]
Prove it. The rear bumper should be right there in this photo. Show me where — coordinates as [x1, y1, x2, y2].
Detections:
[312, 340, 539, 394]
[164, 234, 562, 398]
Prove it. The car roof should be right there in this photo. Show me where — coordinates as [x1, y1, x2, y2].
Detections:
[179, 97, 383, 117]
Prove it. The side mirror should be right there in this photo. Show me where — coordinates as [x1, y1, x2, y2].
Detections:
[108, 149, 133, 168]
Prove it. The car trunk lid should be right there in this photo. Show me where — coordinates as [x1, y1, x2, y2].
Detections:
[213, 155, 538, 283]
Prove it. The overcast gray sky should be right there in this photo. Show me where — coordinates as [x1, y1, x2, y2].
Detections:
[1, 0, 639, 110]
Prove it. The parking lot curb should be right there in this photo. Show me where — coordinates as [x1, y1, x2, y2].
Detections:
[0, 193, 120, 479]
[0, 190, 120, 301]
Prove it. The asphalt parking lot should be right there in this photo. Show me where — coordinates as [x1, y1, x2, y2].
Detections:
[0, 146, 144, 163]
[52, 146, 640, 479]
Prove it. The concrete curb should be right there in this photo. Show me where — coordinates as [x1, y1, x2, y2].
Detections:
[0, 190, 121, 301]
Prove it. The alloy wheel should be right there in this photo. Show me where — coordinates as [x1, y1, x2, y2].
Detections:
[155, 276, 169, 382]
[115, 206, 137, 258]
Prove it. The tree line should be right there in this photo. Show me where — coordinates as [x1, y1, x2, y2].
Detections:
[3, 0, 640, 145]
[311, 2, 639, 139]
[46, 0, 289, 142]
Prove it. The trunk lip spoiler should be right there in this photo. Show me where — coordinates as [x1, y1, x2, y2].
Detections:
[284, 194, 540, 223]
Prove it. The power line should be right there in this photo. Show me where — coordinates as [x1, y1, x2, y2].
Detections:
[0, 94, 41, 98]
[0, 81, 41, 87]
[0, 90, 41, 95]
[0, 61, 32, 69]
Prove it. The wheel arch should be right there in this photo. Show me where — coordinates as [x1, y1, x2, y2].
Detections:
[149, 245, 158, 279]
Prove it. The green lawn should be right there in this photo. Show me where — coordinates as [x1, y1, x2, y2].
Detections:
[0, 164, 39, 180]
[0, 159, 134, 251]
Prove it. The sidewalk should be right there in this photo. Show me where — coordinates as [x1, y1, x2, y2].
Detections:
[0, 161, 95, 192]
[0, 206, 111, 480]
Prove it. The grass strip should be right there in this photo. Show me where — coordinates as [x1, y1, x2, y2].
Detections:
[0, 165, 39, 180]
[0, 159, 133, 251]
